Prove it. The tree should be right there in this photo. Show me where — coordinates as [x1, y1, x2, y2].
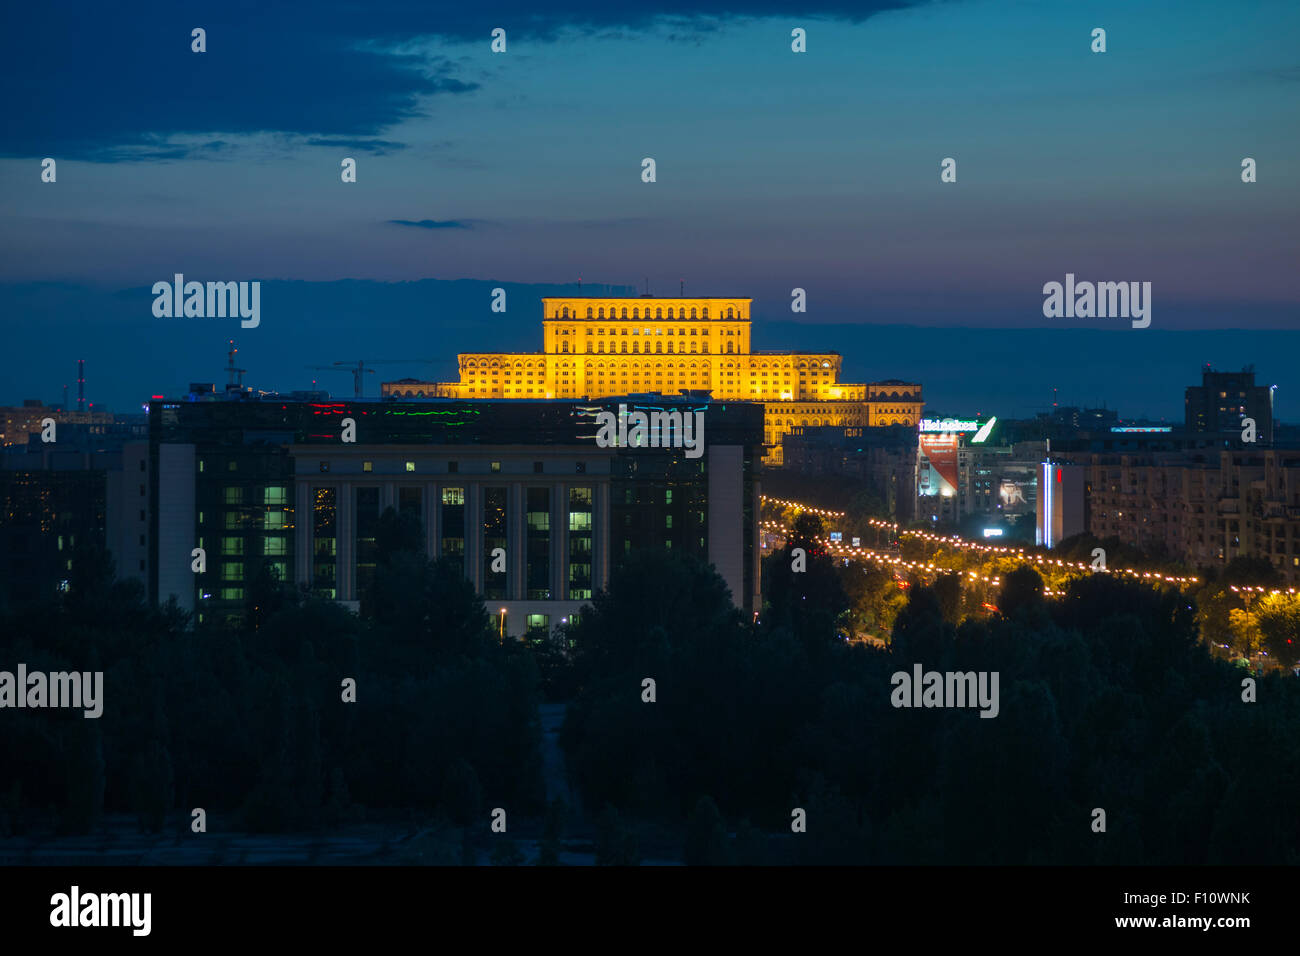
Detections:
[1254, 592, 1300, 669]
[683, 795, 727, 865]
[1227, 607, 1263, 660]
[998, 565, 1045, 619]
[595, 806, 639, 865]
[538, 797, 567, 866]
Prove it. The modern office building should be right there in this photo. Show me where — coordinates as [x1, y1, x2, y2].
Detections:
[1184, 365, 1274, 445]
[380, 295, 922, 465]
[1035, 462, 1086, 549]
[130, 395, 763, 634]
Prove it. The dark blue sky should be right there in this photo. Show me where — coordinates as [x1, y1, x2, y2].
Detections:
[1, 0, 1296, 416]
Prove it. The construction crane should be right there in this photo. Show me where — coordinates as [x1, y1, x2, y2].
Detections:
[305, 359, 437, 399]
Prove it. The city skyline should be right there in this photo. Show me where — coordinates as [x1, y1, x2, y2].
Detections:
[3, 0, 1297, 421]
[1, 280, 1295, 425]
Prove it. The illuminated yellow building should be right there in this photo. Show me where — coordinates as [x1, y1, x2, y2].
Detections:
[382, 296, 923, 464]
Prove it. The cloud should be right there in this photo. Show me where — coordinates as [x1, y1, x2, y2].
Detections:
[388, 219, 474, 229]
[305, 138, 408, 154]
[0, 1, 919, 161]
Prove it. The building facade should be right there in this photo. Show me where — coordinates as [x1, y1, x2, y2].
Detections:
[134, 396, 763, 634]
[1184, 365, 1274, 445]
[381, 296, 922, 466]
[1077, 448, 1300, 580]
[0, 400, 117, 446]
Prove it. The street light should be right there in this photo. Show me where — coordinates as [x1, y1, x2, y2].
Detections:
[499, 608, 507, 641]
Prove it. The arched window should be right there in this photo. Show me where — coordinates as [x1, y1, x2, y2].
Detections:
[632, 341, 639, 353]
[621, 308, 628, 318]
[632, 308, 639, 319]
[666, 307, 674, 319]
[562, 307, 569, 318]
[667, 342, 674, 354]
[690, 342, 698, 353]
[702, 307, 709, 318]
[655, 342, 662, 353]
[621, 342, 627, 353]
[416, 390, 425, 398]
[690, 308, 697, 318]
[655, 308, 663, 318]
[561, 341, 569, 353]
[599, 307, 606, 318]
[586, 307, 593, 318]
[726, 342, 734, 354]
[702, 343, 709, 353]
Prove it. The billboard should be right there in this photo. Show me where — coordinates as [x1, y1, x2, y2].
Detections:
[918, 434, 960, 496]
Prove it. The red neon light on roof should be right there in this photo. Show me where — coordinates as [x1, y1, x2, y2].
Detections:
[151, 395, 164, 400]
[1056, 468, 1062, 483]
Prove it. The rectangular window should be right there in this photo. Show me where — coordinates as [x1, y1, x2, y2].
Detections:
[568, 486, 593, 600]
[263, 486, 288, 505]
[441, 486, 465, 573]
[399, 486, 422, 523]
[221, 537, 243, 556]
[483, 487, 508, 601]
[264, 536, 288, 556]
[355, 487, 380, 598]
[312, 487, 337, 599]
[526, 487, 551, 600]
[223, 487, 243, 505]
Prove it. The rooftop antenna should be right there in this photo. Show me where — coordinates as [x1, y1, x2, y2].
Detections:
[680, 278, 684, 296]
[62, 384, 68, 410]
[577, 276, 581, 292]
[77, 359, 85, 411]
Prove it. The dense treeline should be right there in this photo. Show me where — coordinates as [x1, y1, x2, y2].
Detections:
[4, 504, 1297, 865]
[561, 519, 1300, 864]
[0, 509, 544, 838]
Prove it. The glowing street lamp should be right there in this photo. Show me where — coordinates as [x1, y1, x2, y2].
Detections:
[499, 608, 508, 641]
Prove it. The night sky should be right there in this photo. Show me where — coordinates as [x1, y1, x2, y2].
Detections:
[1, 0, 1296, 418]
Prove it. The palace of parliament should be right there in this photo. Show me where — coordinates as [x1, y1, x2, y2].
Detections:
[382, 295, 923, 464]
